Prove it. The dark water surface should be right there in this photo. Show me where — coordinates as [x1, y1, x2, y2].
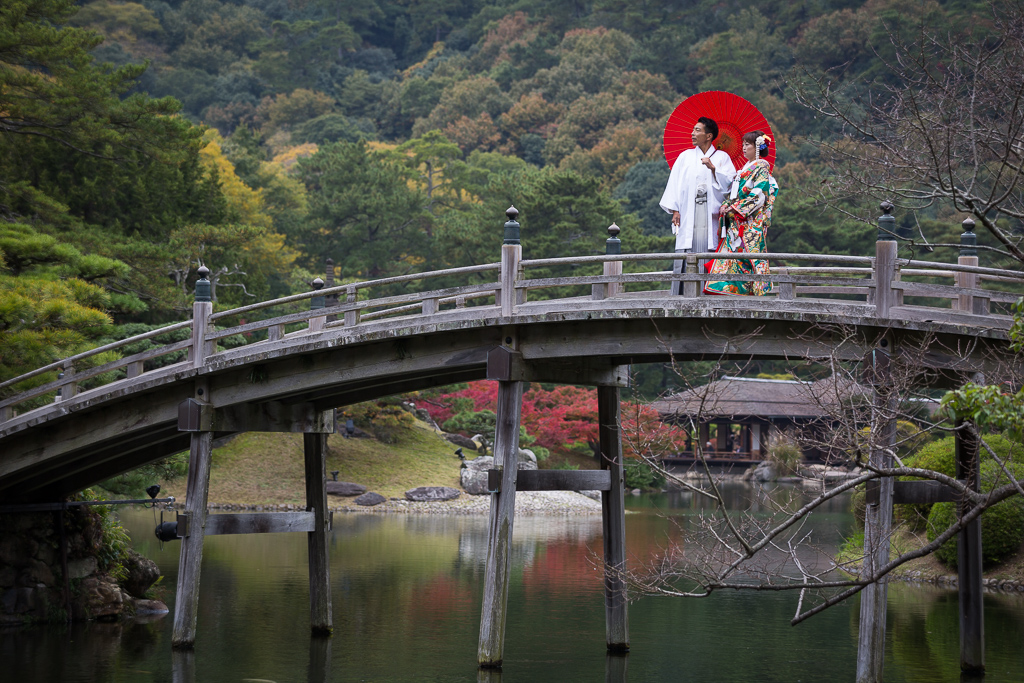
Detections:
[5, 484, 1024, 682]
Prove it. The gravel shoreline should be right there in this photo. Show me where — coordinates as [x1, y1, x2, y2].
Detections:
[179, 490, 604, 516]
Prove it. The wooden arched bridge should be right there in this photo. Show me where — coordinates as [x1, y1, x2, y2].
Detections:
[1, 206, 1021, 677]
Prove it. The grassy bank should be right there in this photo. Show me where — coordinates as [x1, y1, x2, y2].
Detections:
[839, 527, 1024, 586]
[163, 418, 464, 505]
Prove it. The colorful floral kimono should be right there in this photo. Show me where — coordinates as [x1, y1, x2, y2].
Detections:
[704, 159, 779, 296]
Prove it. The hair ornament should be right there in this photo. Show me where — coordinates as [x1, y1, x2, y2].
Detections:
[755, 134, 771, 160]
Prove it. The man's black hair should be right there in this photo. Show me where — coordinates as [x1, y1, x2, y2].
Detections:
[697, 116, 719, 141]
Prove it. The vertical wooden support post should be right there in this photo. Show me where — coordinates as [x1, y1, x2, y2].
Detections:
[682, 254, 698, 298]
[956, 218, 978, 313]
[775, 267, 794, 300]
[125, 360, 144, 379]
[173, 270, 215, 649]
[956, 415, 985, 674]
[856, 339, 896, 683]
[171, 430, 213, 648]
[308, 278, 326, 333]
[61, 363, 78, 400]
[605, 223, 622, 299]
[598, 385, 629, 652]
[343, 286, 358, 327]
[304, 431, 333, 634]
[477, 379, 524, 668]
[324, 257, 338, 323]
[592, 224, 622, 300]
[190, 267, 212, 368]
[874, 202, 898, 320]
[500, 206, 521, 318]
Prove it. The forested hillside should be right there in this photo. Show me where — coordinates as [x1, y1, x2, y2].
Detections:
[2, 0, 1022, 393]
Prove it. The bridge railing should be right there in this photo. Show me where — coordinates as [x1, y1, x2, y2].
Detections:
[516, 251, 879, 304]
[2, 207, 1023, 425]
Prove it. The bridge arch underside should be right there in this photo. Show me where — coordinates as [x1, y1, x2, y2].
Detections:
[0, 308, 1010, 502]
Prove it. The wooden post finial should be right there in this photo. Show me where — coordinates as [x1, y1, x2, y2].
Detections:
[960, 218, 977, 258]
[877, 201, 896, 242]
[195, 266, 211, 303]
[311, 278, 325, 310]
[503, 206, 520, 245]
[606, 223, 621, 256]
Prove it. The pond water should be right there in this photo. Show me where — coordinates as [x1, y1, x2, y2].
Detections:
[5, 483, 1024, 682]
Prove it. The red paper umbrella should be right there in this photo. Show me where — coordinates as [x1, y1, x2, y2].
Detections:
[663, 91, 775, 172]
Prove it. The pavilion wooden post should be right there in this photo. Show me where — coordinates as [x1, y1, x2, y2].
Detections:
[856, 337, 896, 683]
[172, 268, 214, 649]
[305, 432, 333, 634]
[479, 206, 524, 669]
[598, 385, 629, 651]
[956, 413, 984, 674]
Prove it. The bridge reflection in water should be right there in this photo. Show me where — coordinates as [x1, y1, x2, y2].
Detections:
[1, 204, 1022, 680]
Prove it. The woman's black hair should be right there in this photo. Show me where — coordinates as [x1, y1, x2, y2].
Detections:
[743, 130, 769, 156]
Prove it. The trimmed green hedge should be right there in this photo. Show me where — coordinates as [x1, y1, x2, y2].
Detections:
[925, 436, 1024, 569]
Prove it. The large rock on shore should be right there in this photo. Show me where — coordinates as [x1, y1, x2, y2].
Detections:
[122, 550, 160, 599]
[460, 451, 538, 495]
[79, 575, 125, 620]
[355, 492, 387, 506]
[445, 433, 480, 451]
[327, 481, 367, 496]
[405, 486, 461, 502]
[750, 461, 777, 482]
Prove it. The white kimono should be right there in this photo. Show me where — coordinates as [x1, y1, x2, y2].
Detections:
[659, 146, 736, 251]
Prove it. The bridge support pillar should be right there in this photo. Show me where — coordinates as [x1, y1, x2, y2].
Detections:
[857, 340, 896, 683]
[956, 415, 984, 674]
[305, 432, 333, 634]
[477, 378, 523, 668]
[598, 385, 629, 652]
[172, 430, 213, 649]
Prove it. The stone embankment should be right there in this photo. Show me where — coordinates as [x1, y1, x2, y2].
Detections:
[1, 507, 166, 626]
[188, 489, 603, 516]
[898, 572, 1024, 593]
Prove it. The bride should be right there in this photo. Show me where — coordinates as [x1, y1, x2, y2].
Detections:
[703, 131, 778, 296]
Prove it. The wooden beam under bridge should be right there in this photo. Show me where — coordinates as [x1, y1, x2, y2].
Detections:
[169, 510, 328, 537]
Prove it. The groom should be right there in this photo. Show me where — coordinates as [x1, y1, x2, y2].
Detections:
[659, 116, 736, 294]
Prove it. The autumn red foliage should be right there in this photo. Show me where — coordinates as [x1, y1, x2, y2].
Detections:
[421, 381, 686, 458]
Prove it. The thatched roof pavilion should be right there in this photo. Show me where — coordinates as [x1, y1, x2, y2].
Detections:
[650, 376, 870, 461]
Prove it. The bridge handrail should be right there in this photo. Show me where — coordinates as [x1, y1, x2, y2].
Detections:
[208, 262, 501, 322]
[0, 320, 193, 393]
[897, 258, 1024, 280]
[2, 236, 1023, 419]
[205, 281, 501, 341]
[518, 252, 877, 268]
